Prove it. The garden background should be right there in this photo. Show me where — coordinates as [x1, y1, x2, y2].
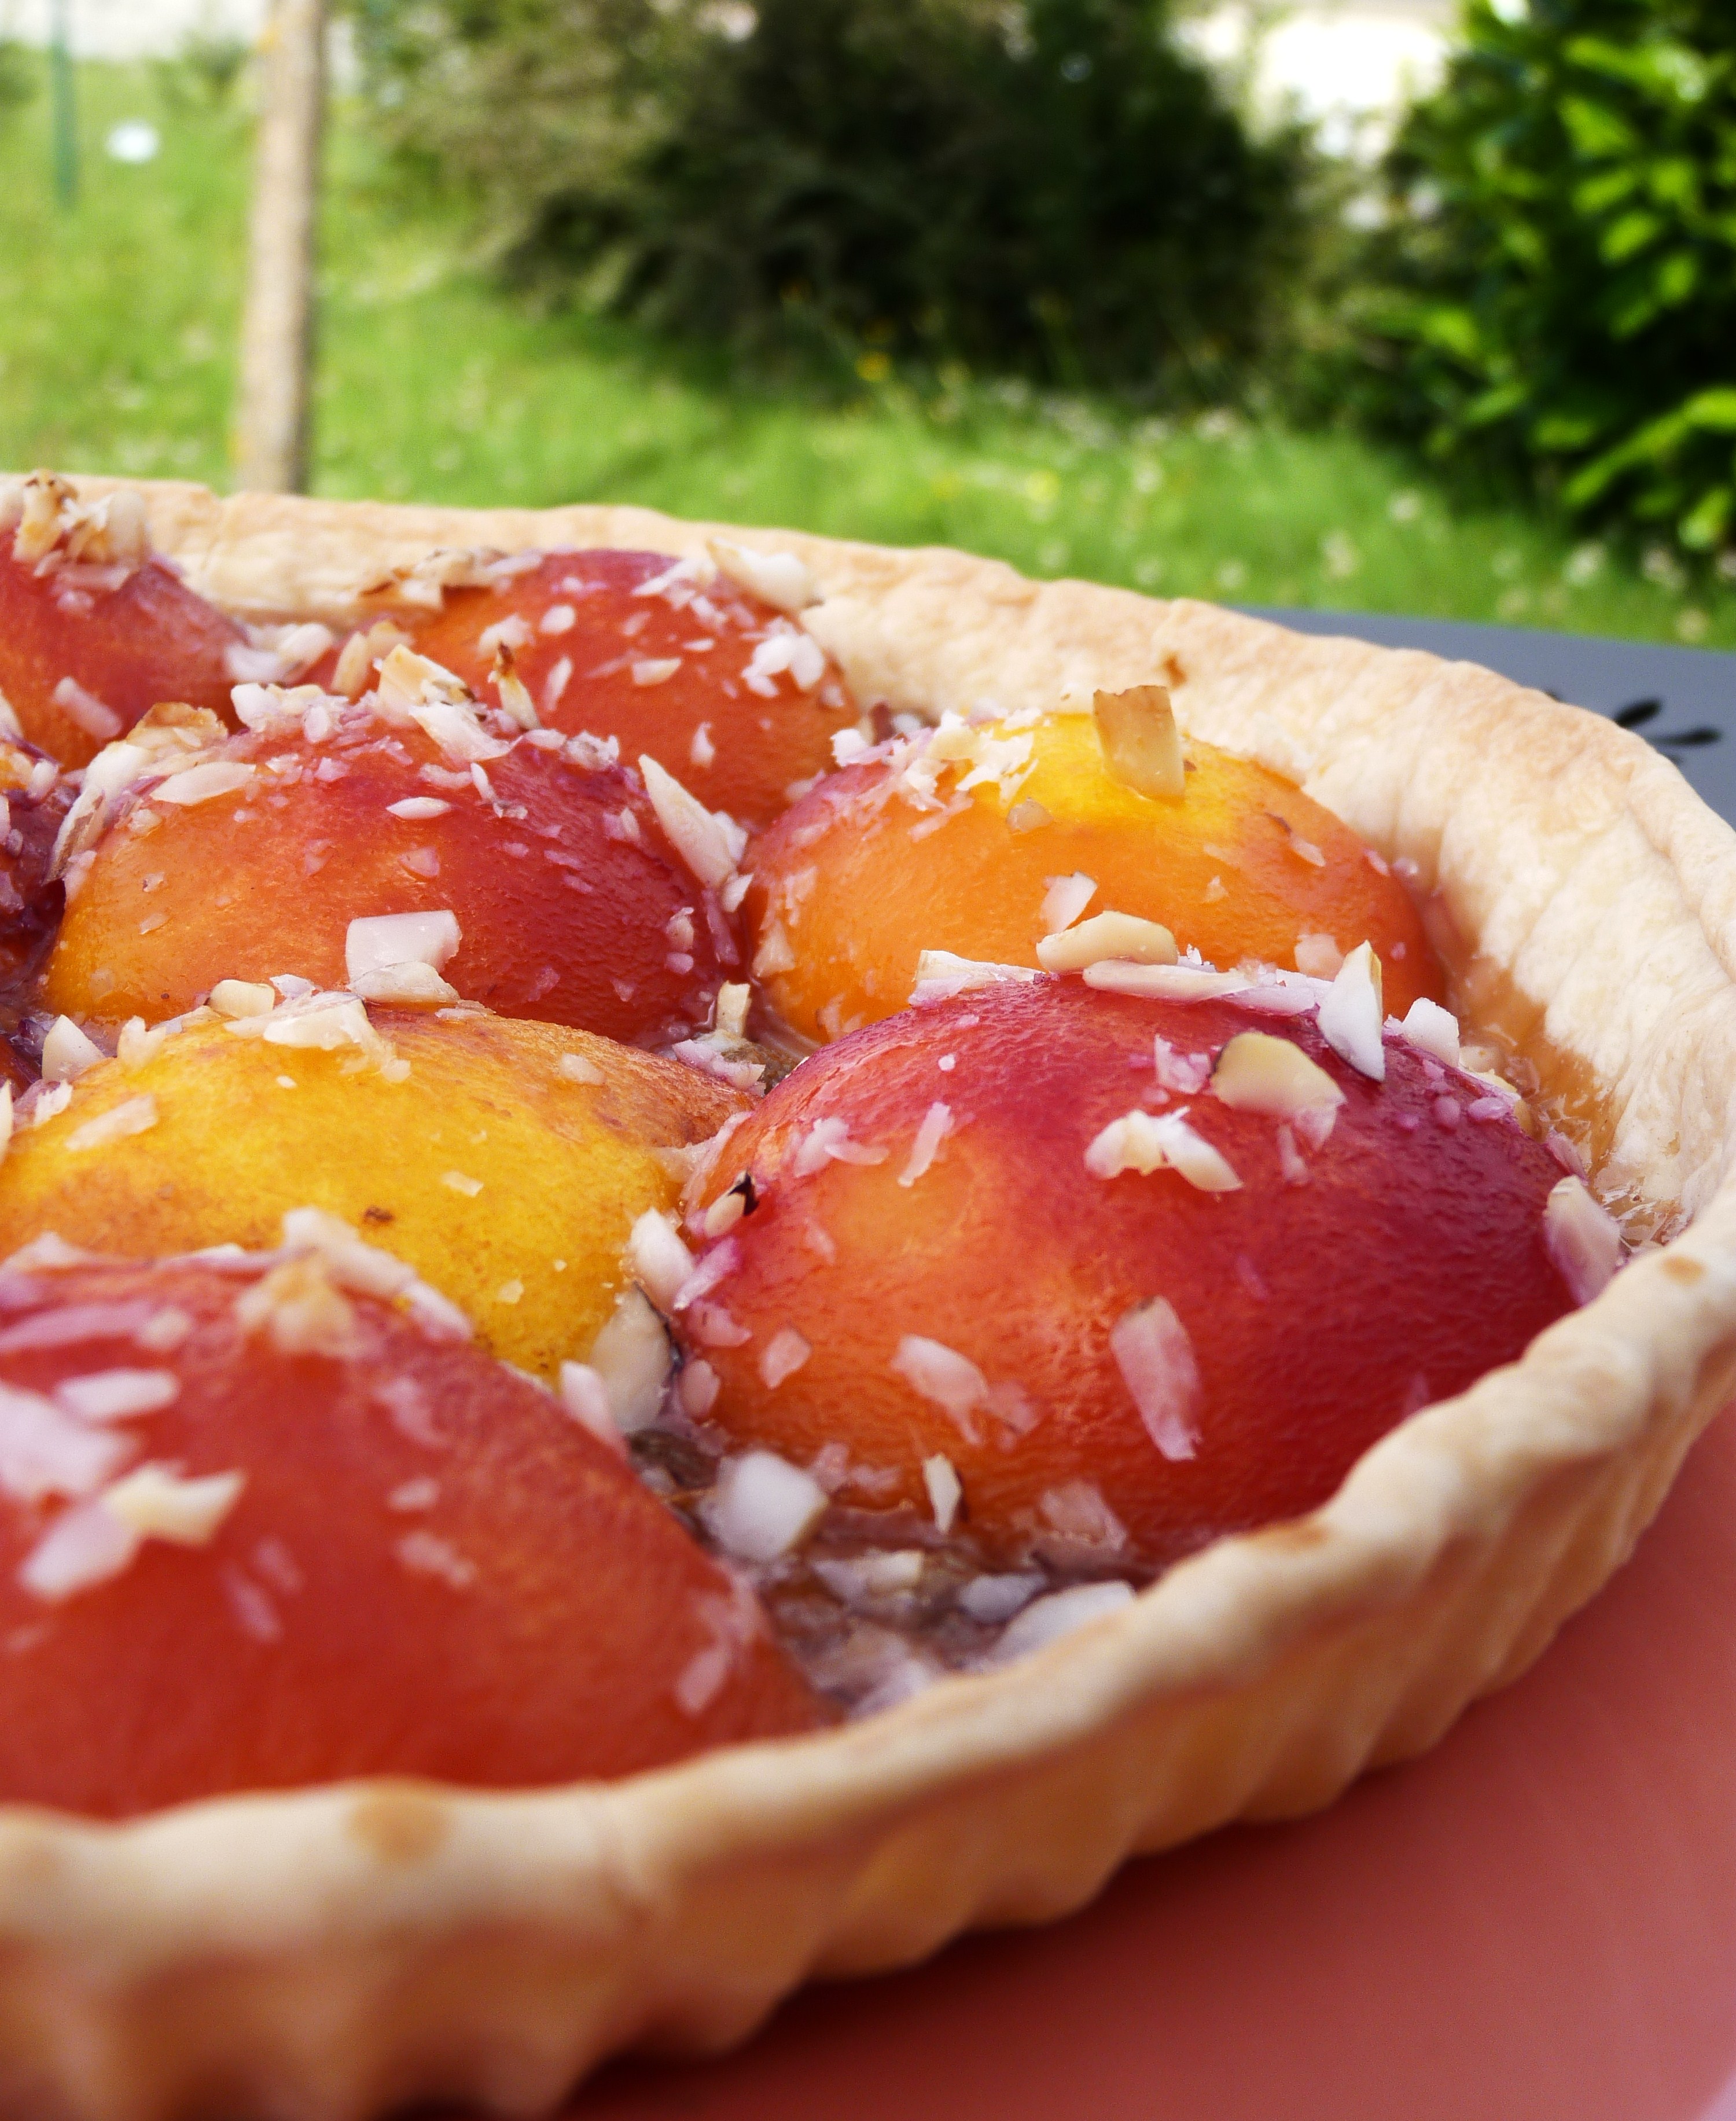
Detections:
[1, 0, 1732, 648]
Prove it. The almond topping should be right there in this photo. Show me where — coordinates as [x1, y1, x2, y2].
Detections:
[1038, 911, 1178, 974]
[1317, 941, 1385, 1082]
[1211, 1032, 1344, 1124]
[1093, 683, 1185, 800]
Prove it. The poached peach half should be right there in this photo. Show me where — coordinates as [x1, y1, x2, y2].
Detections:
[0, 1005, 745, 1381]
[678, 977, 1588, 1566]
[0, 1243, 820, 1816]
[44, 666, 743, 1046]
[382, 547, 855, 826]
[746, 701, 1443, 1042]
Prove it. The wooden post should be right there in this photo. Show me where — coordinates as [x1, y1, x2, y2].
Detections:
[49, 0, 77, 208]
[234, 0, 326, 494]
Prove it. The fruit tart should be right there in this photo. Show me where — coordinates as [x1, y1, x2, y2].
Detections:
[0, 469, 1731, 2121]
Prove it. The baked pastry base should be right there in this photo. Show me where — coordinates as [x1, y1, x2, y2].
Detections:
[2, 479, 1733, 2121]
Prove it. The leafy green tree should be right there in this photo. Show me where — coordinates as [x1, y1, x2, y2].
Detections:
[1351, 0, 1736, 557]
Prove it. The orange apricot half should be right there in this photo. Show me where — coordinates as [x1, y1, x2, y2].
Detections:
[745, 703, 1443, 1043]
[0, 1006, 745, 1381]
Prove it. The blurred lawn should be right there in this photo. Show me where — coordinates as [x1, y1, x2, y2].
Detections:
[3, 58, 1734, 648]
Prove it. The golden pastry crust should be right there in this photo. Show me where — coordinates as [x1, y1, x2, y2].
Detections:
[2, 476, 1733, 2121]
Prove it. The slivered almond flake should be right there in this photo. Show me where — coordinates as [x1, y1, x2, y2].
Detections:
[922, 1452, 962, 1534]
[491, 648, 539, 730]
[65, 1094, 158, 1153]
[1153, 1037, 1211, 1094]
[898, 1102, 954, 1187]
[1037, 911, 1178, 974]
[479, 614, 533, 656]
[104, 1464, 244, 1545]
[1038, 1480, 1129, 1553]
[1544, 1176, 1623, 1305]
[1110, 1297, 1202, 1459]
[441, 1171, 483, 1197]
[115, 1018, 171, 1069]
[385, 796, 451, 821]
[225, 989, 405, 1078]
[1084, 1108, 1241, 1192]
[52, 677, 122, 743]
[587, 1288, 670, 1432]
[1039, 872, 1097, 935]
[792, 1116, 889, 1175]
[234, 1258, 362, 1360]
[18, 1496, 139, 1601]
[910, 950, 1041, 1005]
[32, 1083, 73, 1128]
[396, 1530, 477, 1590]
[706, 1451, 827, 1561]
[814, 1549, 925, 1605]
[1093, 683, 1185, 800]
[152, 761, 256, 807]
[627, 1209, 694, 1312]
[708, 539, 818, 614]
[558, 1362, 626, 1455]
[891, 1336, 1032, 1444]
[760, 1327, 812, 1388]
[638, 754, 746, 889]
[714, 983, 751, 1039]
[1318, 941, 1385, 1081]
[350, 963, 458, 1008]
[0, 1381, 134, 1504]
[346, 910, 461, 986]
[1293, 932, 1343, 979]
[752, 921, 797, 978]
[1211, 1032, 1344, 1126]
[41, 1016, 104, 1085]
[55, 1369, 179, 1422]
[991, 1580, 1137, 1663]
[208, 980, 277, 1020]
[1082, 961, 1248, 1001]
[1400, 995, 1462, 1067]
[631, 657, 682, 688]
[333, 620, 410, 698]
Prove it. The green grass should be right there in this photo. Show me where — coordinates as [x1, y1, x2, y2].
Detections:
[3, 54, 1734, 649]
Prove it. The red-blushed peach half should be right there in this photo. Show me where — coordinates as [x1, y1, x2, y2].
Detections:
[0, 1245, 822, 1817]
[681, 979, 1580, 1568]
[0, 1007, 745, 1381]
[0, 481, 245, 769]
[745, 711, 1444, 1042]
[42, 685, 740, 1045]
[399, 549, 856, 826]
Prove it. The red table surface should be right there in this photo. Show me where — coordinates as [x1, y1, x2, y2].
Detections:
[579, 1403, 1736, 2121]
